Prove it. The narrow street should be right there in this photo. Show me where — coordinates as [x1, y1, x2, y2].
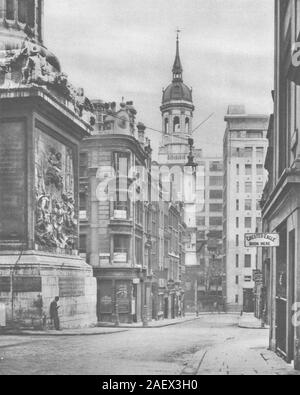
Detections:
[0, 315, 298, 375]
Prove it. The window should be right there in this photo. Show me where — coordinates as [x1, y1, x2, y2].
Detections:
[246, 131, 263, 139]
[235, 295, 239, 303]
[235, 276, 239, 285]
[236, 164, 240, 175]
[256, 217, 262, 232]
[209, 217, 222, 226]
[236, 200, 239, 211]
[79, 234, 87, 254]
[113, 152, 129, 204]
[185, 118, 189, 134]
[209, 161, 223, 172]
[244, 254, 251, 268]
[256, 182, 264, 194]
[173, 116, 180, 133]
[209, 190, 222, 199]
[256, 147, 264, 160]
[196, 217, 206, 227]
[244, 276, 252, 282]
[114, 235, 130, 262]
[6, 0, 14, 19]
[245, 217, 252, 229]
[236, 235, 239, 247]
[164, 118, 169, 134]
[245, 164, 252, 175]
[18, 0, 35, 26]
[245, 182, 252, 193]
[236, 217, 239, 228]
[236, 254, 239, 268]
[244, 147, 253, 158]
[256, 164, 263, 175]
[209, 203, 222, 212]
[209, 176, 223, 186]
[79, 191, 87, 212]
[256, 200, 261, 211]
[79, 153, 88, 178]
[245, 199, 252, 211]
[236, 182, 240, 193]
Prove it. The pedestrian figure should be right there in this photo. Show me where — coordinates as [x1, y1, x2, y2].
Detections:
[50, 296, 60, 330]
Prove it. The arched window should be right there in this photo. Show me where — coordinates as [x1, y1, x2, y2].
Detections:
[173, 116, 180, 133]
[6, 0, 14, 20]
[18, 0, 34, 26]
[185, 117, 189, 133]
[164, 118, 169, 134]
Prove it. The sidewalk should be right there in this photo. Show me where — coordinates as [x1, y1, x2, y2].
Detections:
[238, 313, 268, 329]
[97, 313, 206, 329]
[0, 326, 128, 337]
[0, 313, 201, 336]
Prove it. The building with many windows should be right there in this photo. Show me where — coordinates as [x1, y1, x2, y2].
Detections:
[79, 100, 186, 324]
[184, 156, 224, 312]
[223, 105, 269, 313]
[262, 0, 300, 370]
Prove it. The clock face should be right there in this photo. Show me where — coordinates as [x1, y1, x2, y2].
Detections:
[118, 115, 127, 129]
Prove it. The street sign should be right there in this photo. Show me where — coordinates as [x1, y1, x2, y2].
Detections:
[244, 233, 280, 247]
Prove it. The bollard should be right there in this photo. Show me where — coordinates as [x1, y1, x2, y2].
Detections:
[115, 303, 120, 327]
[143, 305, 148, 327]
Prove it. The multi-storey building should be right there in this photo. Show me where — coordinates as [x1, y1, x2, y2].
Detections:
[262, 0, 300, 370]
[79, 101, 153, 324]
[79, 101, 186, 324]
[223, 105, 269, 313]
[184, 156, 224, 312]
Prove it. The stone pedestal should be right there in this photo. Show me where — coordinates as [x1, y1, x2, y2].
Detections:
[0, 87, 97, 328]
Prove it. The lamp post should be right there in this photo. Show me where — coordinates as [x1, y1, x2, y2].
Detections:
[185, 139, 198, 315]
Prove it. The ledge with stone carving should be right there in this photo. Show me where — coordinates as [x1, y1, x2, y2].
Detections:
[0, 37, 96, 127]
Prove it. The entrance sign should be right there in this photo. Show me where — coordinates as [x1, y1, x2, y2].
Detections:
[244, 233, 280, 247]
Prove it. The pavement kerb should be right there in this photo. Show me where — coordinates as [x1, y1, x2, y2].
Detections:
[0, 329, 128, 337]
[0, 313, 240, 336]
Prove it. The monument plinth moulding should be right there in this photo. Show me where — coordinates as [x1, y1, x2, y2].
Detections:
[0, 0, 97, 328]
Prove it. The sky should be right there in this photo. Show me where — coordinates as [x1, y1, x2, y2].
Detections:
[44, 0, 274, 159]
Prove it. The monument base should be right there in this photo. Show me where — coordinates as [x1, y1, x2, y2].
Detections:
[0, 251, 97, 329]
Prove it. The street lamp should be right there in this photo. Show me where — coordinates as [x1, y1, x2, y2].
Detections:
[185, 138, 198, 172]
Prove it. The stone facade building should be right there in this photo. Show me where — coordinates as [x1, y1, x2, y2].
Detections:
[223, 105, 269, 313]
[79, 101, 185, 323]
[262, 0, 300, 370]
[0, 0, 97, 328]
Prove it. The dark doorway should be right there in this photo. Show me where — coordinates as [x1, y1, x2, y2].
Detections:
[243, 289, 254, 313]
[288, 229, 295, 362]
[164, 298, 168, 319]
[276, 224, 287, 357]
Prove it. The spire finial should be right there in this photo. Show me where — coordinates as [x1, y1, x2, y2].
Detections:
[172, 29, 183, 82]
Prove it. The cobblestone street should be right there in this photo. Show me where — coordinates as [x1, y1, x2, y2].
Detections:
[0, 314, 298, 375]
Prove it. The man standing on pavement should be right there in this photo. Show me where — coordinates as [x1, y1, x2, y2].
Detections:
[50, 296, 60, 330]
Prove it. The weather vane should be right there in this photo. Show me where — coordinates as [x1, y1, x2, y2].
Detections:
[176, 28, 181, 40]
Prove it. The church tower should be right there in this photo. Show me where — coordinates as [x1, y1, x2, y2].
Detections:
[158, 33, 198, 268]
[159, 32, 195, 162]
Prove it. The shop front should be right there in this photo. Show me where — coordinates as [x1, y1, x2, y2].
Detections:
[95, 268, 146, 324]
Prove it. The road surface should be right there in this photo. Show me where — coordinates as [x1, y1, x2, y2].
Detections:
[0, 314, 298, 375]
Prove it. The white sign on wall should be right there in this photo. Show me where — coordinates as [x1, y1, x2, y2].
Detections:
[0, 303, 6, 327]
[244, 233, 280, 248]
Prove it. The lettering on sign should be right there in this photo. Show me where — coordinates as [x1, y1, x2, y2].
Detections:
[13, 277, 42, 293]
[0, 277, 10, 292]
[244, 233, 280, 248]
[59, 277, 85, 297]
[0, 122, 26, 242]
